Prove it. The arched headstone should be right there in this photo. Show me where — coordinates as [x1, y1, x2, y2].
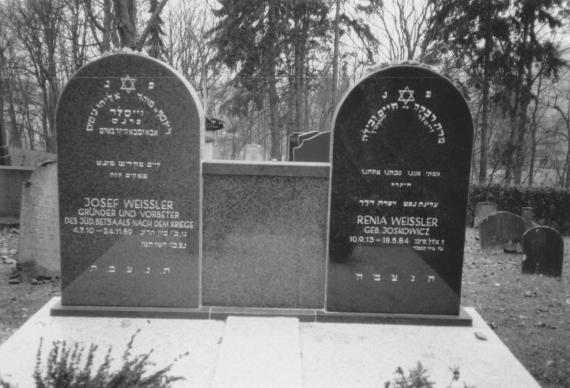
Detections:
[522, 226, 563, 277]
[327, 65, 473, 316]
[479, 211, 526, 250]
[474, 202, 497, 227]
[56, 53, 204, 308]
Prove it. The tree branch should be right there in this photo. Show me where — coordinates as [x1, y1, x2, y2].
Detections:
[135, 0, 168, 51]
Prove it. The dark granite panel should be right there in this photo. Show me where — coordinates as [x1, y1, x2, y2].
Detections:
[56, 53, 203, 308]
[203, 160, 330, 178]
[203, 174, 328, 308]
[209, 306, 317, 322]
[316, 307, 473, 326]
[327, 65, 473, 315]
[51, 300, 211, 320]
[292, 132, 331, 162]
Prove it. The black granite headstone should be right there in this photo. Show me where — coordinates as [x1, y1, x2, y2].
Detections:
[56, 53, 203, 308]
[522, 226, 563, 277]
[327, 65, 473, 315]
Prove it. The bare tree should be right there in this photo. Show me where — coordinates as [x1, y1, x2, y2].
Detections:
[367, 0, 435, 62]
[163, 1, 219, 114]
[5, 0, 67, 152]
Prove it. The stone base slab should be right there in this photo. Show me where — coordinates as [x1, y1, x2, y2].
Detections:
[0, 298, 539, 387]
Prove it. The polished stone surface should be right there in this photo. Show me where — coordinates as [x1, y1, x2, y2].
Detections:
[327, 65, 473, 315]
[203, 170, 328, 308]
[202, 160, 330, 178]
[56, 53, 203, 308]
[292, 131, 331, 162]
[522, 226, 564, 277]
[479, 211, 527, 249]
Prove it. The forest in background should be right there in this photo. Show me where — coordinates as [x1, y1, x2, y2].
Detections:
[1, 0, 570, 187]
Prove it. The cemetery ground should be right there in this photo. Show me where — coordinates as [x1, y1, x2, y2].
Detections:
[0, 226, 568, 387]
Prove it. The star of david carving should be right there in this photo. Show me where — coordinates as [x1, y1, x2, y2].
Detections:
[120, 75, 136, 94]
[398, 86, 415, 105]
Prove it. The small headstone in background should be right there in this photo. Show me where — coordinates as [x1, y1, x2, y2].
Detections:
[479, 211, 526, 250]
[521, 206, 536, 229]
[7, 148, 57, 167]
[288, 131, 319, 161]
[292, 131, 330, 162]
[522, 226, 563, 277]
[241, 144, 264, 161]
[473, 202, 497, 227]
[17, 161, 59, 278]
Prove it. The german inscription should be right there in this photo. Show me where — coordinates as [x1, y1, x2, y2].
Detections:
[327, 65, 473, 315]
[56, 53, 203, 308]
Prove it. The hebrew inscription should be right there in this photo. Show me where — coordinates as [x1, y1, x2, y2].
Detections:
[327, 65, 473, 315]
[56, 53, 203, 308]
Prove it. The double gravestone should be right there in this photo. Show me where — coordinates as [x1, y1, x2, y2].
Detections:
[56, 53, 203, 308]
[55, 58, 473, 322]
[328, 65, 473, 316]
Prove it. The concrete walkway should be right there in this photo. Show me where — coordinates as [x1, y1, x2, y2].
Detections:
[0, 298, 540, 387]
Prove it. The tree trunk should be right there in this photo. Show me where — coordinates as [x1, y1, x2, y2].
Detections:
[103, 0, 113, 51]
[513, 69, 533, 185]
[527, 72, 544, 187]
[7, 89, 21, 148]
[0, 89, 9, 166]
[331, 0, 340, 110]
[267, 1, 280, 160]
[0, 48, 10, 165]
[479, 74, 490, 183]
[478, 5, 492, 184]
[46, 37, 59, 152]
[566, 136, 570, 189]
[114, 0, 137, 49]
[513, 104, 529, 185]
[293, 5, 304, 132]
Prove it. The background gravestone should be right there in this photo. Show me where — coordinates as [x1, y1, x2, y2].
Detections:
[240, 144, 264, 161]
[327, 65, 473, 316]
[479, 211, 526, 250]
[56, 52, 203, 308]
[521, 206, 536, 229]
[289, 131, 319, 161]
[292, 132, 330, 162]
[474, 202, 497, 227]
[522, 226, 564, 277]
[17, 161, 59, 278]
